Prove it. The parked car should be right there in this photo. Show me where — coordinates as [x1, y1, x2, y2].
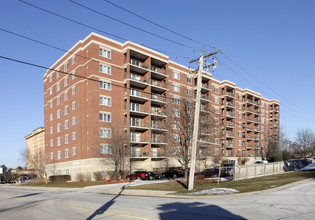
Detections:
[164, 169, 184, 178]
[126, 171, 150, 180]
[201, 167, 233, 178]
[149, 171, 162, 180]
[300, 163, 315, 171]
[255, 160, 268, 164]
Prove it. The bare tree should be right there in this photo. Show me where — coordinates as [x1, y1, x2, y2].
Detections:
[165, 93, 194, 180]
[294, 128, 315, 159]
[21, 148, 46, 179]
[99, 122, 130, 180]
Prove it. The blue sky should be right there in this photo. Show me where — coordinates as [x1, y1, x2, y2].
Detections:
[1, 0, 314, 168]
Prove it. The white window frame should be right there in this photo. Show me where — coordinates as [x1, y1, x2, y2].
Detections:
[56, 82, 60, 92]
[64, 77, 68, 87]
[50, 113, 53, 121]
[50, 152, 53, 159]
[57, 150, 61, 160]
[64, 91, 68, 101]
[72, 56, 76, 64]
[99, 80, 111, 90]
[99, 47, 111, 59]
[57, 110, 61, 119]
[65, 134, 69, 144]
[172, 72, 180, 80]
[100, 144, 112, 154]
[99, 112, 111, 122]
[72, 101, 76, 110]
[65, 63, 68, 72]
[187, 76, 192, 83]
[50, 139, 53, 147]
[73, 147, 76, 155]
[172, 84, 180, 92]
[65, 120, 69, 130]
[57, 123, 61, 132]
[99, 63, 111, 75]
[100, 128, 111, 138]
[72, 116, 76, 125]
[57, 137, 61, 146]
[99, 96, 111, 106]
[65, 149, 69, 158]
[72, 86, 76, 95]
[64, 105, 69, 115]
[57, 96, 60, 105]
[72, 132, 76, 140]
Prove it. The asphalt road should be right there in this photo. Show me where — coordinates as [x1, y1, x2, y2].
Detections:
[0, 179, 314, 220]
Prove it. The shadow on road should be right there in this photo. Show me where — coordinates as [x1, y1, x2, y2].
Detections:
[13, 192, 43, 198]
[86, 185, 125, 220]
[158, 202, 246, 220]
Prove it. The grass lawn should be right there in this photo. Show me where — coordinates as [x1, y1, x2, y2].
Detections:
[126, 170, 315, 194]
[20, 181, 117, 188]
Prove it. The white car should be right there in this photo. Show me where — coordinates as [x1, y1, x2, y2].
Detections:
[300, 163, 315, 171]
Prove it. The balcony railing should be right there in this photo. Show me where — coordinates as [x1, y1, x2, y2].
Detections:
[151, 79, 166, 88]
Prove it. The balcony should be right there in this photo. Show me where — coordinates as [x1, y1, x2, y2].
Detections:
[254, 110, 261, 115]
[151, 151, 167, 158]
[130, 90, 149, 103]
[130, 58, 149, 75]
[247, 136, 254, 140]
[226, 122, 234, 129]
[130, 137, 149, 146]
[200, 107, 211, 114]
[130, 120, 149, 132]
[151, 65, 167, 80]
[200, 95, 210, 104]
[151, 107, 167, 119]
[254, 128, 260, 133]
[247, 145, 255, 150]
[130, 150, 150, 159]
[226, 113, 234, 119]
[151, 135, 167, 146]
[254, 119, 260, 124]
[151, 94, 166, 106]
[225, 91, 235, 100]
[247, 99, 254, 105]
[151, 124, 167, 133]
[226, 102, 235, 110]
[200, 83, 210, 94]
[247, 118, 253, 124]
[247, 127, 254, 132]
[151, 79, 167, 93]
[226, 133, 235, 139]
[130, 106, 149, 118]
[226, 144, 235, 149]
[129, 74, 149, 89]
[246, 109, 254, 115]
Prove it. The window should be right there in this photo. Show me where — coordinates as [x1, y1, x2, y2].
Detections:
[57, 137, 61, 146]
[100, 80, 111, 90]
[100, 128, 111, 138]
[72, 132, 76, 140]
[173, 72, 180, 80]
[173, 109, 180, 117]
[72, 56, 76, 64]
[57, 123, 61, 132]
[64, 77, 68, 87]
[238, 140, 241, 146]
[65, 120, 69, 130]
[65, 149, 69, 158]
[172, 97, 180, 105]
[72, 116, 76, 125]
[49, 101, 53, 108]
[172, 147, 180, 155]
[50, 139, 53, 147]
[172, 84, 180, 92]
[50, 152, 53, 159]
[72, 86, 76, 95]
[57, 151, 61, 160]
[187, 88, 191, 95]
[238, 113, 241, 118]
[99, 112, 111, 122]
[49, 74, 53, 82]
[99, 48, 111, 58]
[64, 106, 69, 115]
[130, 102, 140, 111]
[173, 122, 180, 130]
[50, 88, 52, 95]
[72, 101, 76, 110]
[65, 134, 69, 144]
[100, 144, 112, 154]
[50, 113, 53, 121]
[214, 108, 219, 114]
[73, 147, 76, 155]
[187, 76, 192, 83]
[56, 82, 60, 92]
[100, 96, 111, 106]
[99, 63, 111, 74]
[214, 87, 219, 93]
[214, 97, 219, 104]
[64, 91, 68, 101]
[65, 63, 68, 72]
[72, 71, 76, 80]
[57, 110, 61, 119]
[173, 134, 180, 142]
[66, 169, 70, 175]
[57, 70, 60, 78]
[57, 96, 60, 105]
[214, 148, 219, 155]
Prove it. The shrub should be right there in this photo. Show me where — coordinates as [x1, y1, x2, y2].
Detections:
[49, 175, 71, 182]
[76, 172, 85, 181]
[93, 172, 104, 181]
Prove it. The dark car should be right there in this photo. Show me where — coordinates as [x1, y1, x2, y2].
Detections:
[202, 167, 233, 178]
[149, 171, 162, 180]
[164, 169, 184, 178]
[126, 171, 150, 180]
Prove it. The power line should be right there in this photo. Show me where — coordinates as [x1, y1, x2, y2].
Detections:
[68, 0, 200, 51]
[0, 54, 281, 132]
[101, 0, 314, 121]
[103, 0, 208, 47]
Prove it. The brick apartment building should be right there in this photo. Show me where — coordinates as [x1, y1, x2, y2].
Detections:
[25, 127, 45, 170]
[43, 33, 279, 180]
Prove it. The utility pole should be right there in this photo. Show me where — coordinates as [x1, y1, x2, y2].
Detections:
[188, 50, 218, 190]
